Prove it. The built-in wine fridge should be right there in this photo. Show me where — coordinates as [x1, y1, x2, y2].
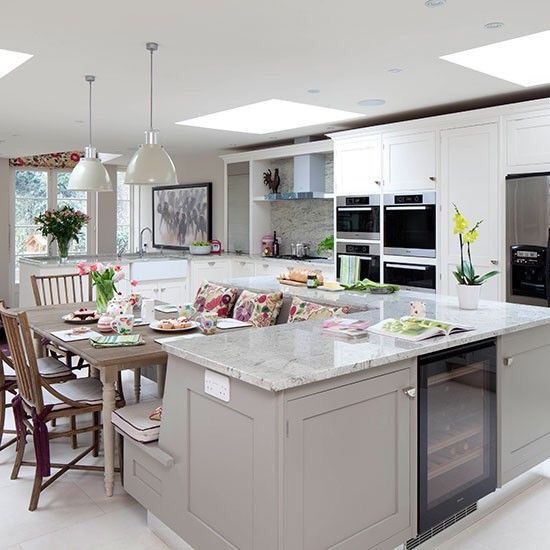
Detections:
[417, 339, 497, 536]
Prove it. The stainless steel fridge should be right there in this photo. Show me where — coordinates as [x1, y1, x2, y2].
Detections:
[506, 173, 550, 306]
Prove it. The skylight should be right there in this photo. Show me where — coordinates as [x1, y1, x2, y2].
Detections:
[441, 30, 550, 87]
[0, 48, 33, 79]
[176, 99, 364, 134]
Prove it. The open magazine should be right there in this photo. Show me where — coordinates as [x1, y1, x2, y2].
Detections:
[322, 318, 371, 339]
[368, 317, 474, 342]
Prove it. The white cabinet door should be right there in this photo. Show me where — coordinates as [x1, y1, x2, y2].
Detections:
[334, 136, 382, 196]
[159, 279, 188, 305]
[383, 131, 437, 191]
[190, 259, 232, 296]
[255, 261, 287, 278]
[231, 259, 256, 278]
[440, 123, 500, 299]
[136, 281, 160, 300]
[507, 111, 550, 168]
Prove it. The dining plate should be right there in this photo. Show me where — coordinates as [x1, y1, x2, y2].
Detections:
[62, 313, 100, 324]
[149, 320, 199, 333]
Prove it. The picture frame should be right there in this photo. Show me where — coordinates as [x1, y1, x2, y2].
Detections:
[152, 182, 212, 250]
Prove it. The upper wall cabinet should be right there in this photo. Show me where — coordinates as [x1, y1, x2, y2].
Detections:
[382, 131, 437, 191]
[334, 136, 382, 196]
[506, 111, 550, 169]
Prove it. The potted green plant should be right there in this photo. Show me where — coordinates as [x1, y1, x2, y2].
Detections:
[35, 205, 90, 263]
[452, 204, 498, 310]
[317, 234, 334, 258]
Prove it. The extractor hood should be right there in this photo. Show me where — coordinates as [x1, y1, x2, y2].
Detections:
[263, 152, 333, 201]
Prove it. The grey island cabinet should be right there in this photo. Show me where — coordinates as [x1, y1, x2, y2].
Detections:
[119, 290, 550, 550]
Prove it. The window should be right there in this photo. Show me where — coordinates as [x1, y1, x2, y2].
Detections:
[13, 168, 92, 281]
[56, 171, 88, 254]
[14, 170, 48, 267]
[116, 170, 133, 254]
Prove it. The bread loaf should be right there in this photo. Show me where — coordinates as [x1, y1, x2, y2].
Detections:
[287, 268, 324, 285]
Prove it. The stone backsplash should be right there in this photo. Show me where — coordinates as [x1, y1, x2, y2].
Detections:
[268, 153, 333, 255]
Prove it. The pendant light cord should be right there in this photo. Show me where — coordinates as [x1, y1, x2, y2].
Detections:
[149, 46, 154, 130]
[88, 78, 93, 147]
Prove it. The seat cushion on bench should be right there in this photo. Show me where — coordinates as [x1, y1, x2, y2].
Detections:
[112, 399, 162, 443]
[287, 296, 350, 323]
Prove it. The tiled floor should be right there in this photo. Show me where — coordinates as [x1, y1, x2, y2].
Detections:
[2, 371, 550, 550]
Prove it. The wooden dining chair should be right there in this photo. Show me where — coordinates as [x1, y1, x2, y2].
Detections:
[30, 273, 93, 368]
[0, 300, 77, 452]
[0, 304, 124, 511]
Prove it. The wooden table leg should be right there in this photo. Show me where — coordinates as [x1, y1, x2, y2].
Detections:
[100, 368, 117, 497]
[157, 363, 166, 398]
[133, 368, 141, 402]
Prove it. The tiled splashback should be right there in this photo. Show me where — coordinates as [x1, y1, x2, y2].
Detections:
[269, 154, 333, 255]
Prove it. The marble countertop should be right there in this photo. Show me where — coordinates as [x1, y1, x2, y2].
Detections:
[162, 281, 550, 392]
[19, 252, 333, 267]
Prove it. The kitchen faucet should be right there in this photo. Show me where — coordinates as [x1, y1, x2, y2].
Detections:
[139, 227, 152, 257]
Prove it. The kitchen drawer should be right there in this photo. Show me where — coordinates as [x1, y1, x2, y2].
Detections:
[255, 260, 286, 278]
[232, 259, 256, 278]
[122, 435, 174, 517]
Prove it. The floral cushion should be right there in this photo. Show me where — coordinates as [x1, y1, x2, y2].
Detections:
[287, 297, 350, 323]
[193, 282, 239, 318]
[232, 290, 284, 327]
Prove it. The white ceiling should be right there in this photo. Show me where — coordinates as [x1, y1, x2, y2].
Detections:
[1, 0, 550, 162]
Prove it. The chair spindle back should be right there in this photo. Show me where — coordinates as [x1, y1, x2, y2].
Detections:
[0, 306, 44, 412]
[31, 273, 93, 306]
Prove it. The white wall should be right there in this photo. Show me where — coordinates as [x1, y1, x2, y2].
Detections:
[0, 159, 10, 303]
[136, 152, 225, 250]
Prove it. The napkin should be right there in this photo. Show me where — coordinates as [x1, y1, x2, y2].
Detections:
[90, 334, 145, 348]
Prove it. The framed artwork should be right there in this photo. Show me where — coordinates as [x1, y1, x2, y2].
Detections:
[152, 182, 212, 250]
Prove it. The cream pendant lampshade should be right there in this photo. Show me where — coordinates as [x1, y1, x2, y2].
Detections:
[125, 42, 177, 185]
[68, 75, 112, 192]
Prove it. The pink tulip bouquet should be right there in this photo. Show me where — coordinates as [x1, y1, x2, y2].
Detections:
[77, 262, 138, 313]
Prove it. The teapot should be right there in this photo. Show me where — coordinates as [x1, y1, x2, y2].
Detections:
[106, 296, 133, 318]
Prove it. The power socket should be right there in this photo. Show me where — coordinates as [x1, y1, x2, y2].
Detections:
[204, 369, 230, 402]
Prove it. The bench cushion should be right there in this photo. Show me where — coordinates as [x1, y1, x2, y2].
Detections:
[194, 282, 239, 318]
[232, 289, 284, 327]
[287, 296, 350, 323]
[112, 399, 162, 443]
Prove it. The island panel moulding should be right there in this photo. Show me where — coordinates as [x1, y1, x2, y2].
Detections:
[152, 182, 212, 250]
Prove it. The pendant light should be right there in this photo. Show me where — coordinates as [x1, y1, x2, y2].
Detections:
[68, 75, 112, 191]
[125, 42, 177, 185]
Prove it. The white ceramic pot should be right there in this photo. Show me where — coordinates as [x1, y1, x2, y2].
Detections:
[457, 284, 481, 310]
[189, 245, 211, 255]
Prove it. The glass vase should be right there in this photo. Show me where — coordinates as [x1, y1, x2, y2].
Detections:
[57, 237, 71, 264]
[95, 283, 115, 314]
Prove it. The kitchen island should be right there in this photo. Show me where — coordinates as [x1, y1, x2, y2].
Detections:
[121, 281, 550, 550]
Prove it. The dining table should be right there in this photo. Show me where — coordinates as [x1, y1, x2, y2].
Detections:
[23, 301, 185, 497]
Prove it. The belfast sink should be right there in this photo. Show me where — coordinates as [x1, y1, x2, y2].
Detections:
[130, 259, 188, 281]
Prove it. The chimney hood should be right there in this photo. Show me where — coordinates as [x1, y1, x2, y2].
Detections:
[263, 153, 333, 200]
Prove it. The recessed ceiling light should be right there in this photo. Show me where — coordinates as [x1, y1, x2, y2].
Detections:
[441, 30, 550, 87]
[176, 99, 363, 134]
[307, 89, 321, 94]
[425, 0, 446, 7]
[484, 21, 504, 29]
[388, 68, 403, 74]
[0, 48, 33, 79]
[358, 99, 386, 107]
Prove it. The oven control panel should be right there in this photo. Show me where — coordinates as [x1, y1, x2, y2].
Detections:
[395, 194, 423, 204]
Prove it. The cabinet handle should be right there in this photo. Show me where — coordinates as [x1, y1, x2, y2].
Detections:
[503, 357, 514, 367]
[491, 259, 499, 265]
[263, 264, 269, 268]
[429, 176, 437, 182]
[374, 180, 381, 186]
[402, 387, 416, 399]
[160, 287, 166, 292]
[208, 261, 215, 266]
[240, 261, 246, 266]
